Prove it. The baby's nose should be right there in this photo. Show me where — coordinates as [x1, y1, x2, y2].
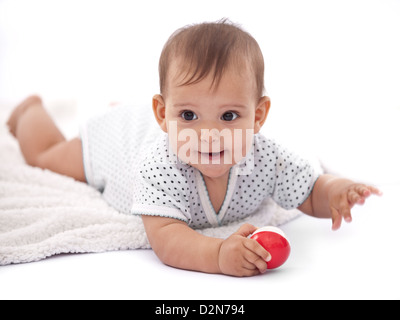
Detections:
[200, 128, 220, 143]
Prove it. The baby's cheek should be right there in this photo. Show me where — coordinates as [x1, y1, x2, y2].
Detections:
[176, 140, 197, 164]
[232, 130, 254, 162]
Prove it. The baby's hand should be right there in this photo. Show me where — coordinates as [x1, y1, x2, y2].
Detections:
[329, 181, 382, 231]
[218, 224, 271, 277]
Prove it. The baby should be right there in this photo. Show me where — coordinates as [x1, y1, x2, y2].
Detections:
[7, 20, 381, 276]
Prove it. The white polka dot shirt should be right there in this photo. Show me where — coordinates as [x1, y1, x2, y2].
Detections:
[80, 105, 319, 229]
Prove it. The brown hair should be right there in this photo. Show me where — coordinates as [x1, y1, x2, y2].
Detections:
[159, 19, 265, 98]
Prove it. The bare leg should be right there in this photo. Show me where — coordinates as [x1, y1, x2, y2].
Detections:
[7, 95, 65, 163]
[7, 95, 86, 182]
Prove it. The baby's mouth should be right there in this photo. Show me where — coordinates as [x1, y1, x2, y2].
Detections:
[198, 150, 225, 162]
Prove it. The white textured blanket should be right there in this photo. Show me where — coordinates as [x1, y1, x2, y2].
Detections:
[0, 124, 300, 266]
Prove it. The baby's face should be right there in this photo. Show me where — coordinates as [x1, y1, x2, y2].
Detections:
[155, 61, 269, 179]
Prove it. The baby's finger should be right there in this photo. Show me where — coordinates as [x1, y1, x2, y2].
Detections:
[241, 256, 260, 271]
[244, 238, 271, 262]
[339, 194, 352, 223]
[355, 185, 372, 197]
[235, 223, 258, 238]
[331, 206, 342, 231]
[244, 250, 268, 274]
[367, 185, 383, 196]
[241, 267, 261, 277]
[348, 189, 364, 206]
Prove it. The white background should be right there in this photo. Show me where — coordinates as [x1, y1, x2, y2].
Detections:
[1, 0, 400, 300]
[1, 0, 399, 183]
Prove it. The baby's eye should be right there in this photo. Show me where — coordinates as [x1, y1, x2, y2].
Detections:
[221, 111, 239, 121]
[181, 111, 198, 121]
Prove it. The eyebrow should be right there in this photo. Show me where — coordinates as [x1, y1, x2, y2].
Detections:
[172, 103, 248, 109]
[172, 103, 198, 108]
[222, 104, 247, 109]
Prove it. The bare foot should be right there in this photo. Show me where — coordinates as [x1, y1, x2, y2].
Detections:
[6, 95, 43, 137]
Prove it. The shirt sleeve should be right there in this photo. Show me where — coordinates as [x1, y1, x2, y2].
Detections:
[130, 159, 192, 223]
[255, 136, 320, 210]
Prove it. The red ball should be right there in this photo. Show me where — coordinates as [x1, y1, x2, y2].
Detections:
[250, 226, 291, 270]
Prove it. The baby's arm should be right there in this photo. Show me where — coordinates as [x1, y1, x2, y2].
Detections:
[298, 174, 382, 230]
[142, 216, 271, 277]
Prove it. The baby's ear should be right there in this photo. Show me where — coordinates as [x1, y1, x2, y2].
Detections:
[152, 94, 167, 133]
[254, 96, 271, 134]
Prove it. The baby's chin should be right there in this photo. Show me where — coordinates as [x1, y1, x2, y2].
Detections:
[191, 162, 234, 179]
[187, 153, 237, 179]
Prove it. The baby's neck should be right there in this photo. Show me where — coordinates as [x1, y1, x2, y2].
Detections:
[202, 171, 230, 214]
